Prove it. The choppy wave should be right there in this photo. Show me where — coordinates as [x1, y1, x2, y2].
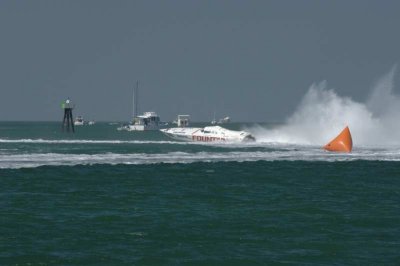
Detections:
[0, 138, 188, 145]
[1, 148, 400, 169]
[0, 138, 264, 147]
[0, 138, 295, 149]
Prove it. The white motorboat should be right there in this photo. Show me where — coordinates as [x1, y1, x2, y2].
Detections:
[118, 112, 167, 131]
[160, 125, 255, 142]
[119, 81, 166, 131]
[74, 116, 84, 126]
[211, 114, 230, 125]
[127, 111, 164, 131]
[218, 116, 230, 124]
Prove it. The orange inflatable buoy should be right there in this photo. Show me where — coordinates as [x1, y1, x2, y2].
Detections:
[324, 126, 353, 153]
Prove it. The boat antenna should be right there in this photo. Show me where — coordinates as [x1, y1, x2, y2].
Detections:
[133, 80, 139, 118]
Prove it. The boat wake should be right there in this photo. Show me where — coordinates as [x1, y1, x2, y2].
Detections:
[248, 66, 400, 147]
[0, 138, 263, 148]
[1, 148, 400, 169]
[0, 139, 199, 145]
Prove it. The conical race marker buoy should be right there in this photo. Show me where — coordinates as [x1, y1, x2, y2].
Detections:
[324, 126, 353, 153]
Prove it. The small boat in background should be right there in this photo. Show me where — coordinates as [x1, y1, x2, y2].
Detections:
[74, 116, 84, 126]
[88, 120, 96, 125]
[175, 115, 190, 127]
[119, 81, 167, 131]
[125, 111, 166, 131]
[210, 114, 230, 125]
[211, 111, 217, 125]
[218, 116, 230, 124]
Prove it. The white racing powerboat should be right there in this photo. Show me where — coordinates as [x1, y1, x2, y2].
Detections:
[160, 125, 255, 142]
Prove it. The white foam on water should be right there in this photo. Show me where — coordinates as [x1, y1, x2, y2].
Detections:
[0, 138, 257, 147]
[249, 66, 400, 147]
[0, 139, 199, 145]
[1, 147, 400, 169]
[0, 138, 273, 150]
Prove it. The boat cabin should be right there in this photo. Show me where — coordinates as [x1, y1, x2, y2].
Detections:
[134, 112, 161, 126]
[177, 115, 190, 127]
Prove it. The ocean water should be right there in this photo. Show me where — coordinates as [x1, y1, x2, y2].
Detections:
[1, 122, 399, 265]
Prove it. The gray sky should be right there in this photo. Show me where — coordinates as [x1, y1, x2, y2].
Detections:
[0, 0, 399, 122]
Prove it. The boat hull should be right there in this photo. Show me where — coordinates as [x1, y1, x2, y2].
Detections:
[160, 126, 255, 143]
[128, 124, 158, 131]
[118, 123, 167, 131]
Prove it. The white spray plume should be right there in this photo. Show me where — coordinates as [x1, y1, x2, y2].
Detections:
[251, 66, 400, 147]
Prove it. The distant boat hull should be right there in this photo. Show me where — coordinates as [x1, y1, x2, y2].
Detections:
[127, 124, 160, 131]
[117, 123, 167, 131]
[118, 111, 168, 131]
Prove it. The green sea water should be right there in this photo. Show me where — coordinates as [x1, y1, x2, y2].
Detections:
[0, 122, 399, 265]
